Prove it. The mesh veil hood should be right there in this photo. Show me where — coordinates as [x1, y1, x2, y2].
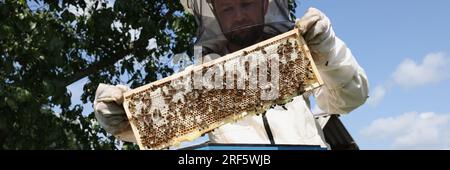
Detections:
[181, 0, 295, 55]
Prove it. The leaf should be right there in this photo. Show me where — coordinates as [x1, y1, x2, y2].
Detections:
[78, 0, 87, 9]
[61, 10, 75, 22]
[29, 21, 36, 30]
[1, 0, 205, 150]
[14, 87, 32, 102]
[5, 97, 18, 111]
[15, 20, 29, 32]
[18, 0, 26, 5]
[49, 37, 65, 53]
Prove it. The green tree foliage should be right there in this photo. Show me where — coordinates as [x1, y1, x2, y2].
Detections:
[0, 0, 195, 149]
[0, 0, 297, 150]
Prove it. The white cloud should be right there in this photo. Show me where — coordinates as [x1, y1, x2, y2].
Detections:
[392, 52, 450, 88]
[368, 52, 450, 106]
[360, 112, 450, 149]
[367, 85, 387, 106]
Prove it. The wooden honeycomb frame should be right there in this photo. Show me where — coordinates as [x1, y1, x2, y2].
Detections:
[123, 29, 324, 150]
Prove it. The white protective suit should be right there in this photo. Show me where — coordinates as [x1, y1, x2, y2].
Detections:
[93, 0, 369, 149]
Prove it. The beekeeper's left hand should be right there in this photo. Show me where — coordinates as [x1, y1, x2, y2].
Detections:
[295, 7, 335, 65]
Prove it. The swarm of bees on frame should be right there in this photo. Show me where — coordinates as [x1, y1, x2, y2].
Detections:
[124, 34, 321, 150]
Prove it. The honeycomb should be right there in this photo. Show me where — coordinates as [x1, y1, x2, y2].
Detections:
[123, 29, 323, 150]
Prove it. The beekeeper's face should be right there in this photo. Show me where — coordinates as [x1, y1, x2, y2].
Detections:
[212, 0, 269, 47]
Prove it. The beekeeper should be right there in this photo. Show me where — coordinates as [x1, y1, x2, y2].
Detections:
[93, 0, 369, 148]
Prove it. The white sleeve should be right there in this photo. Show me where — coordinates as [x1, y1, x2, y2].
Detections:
[313, 35, 369, 115]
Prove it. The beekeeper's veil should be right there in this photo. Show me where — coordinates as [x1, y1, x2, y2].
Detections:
[181, 0, 295, 56]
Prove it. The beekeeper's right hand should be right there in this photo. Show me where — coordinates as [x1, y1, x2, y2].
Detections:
[93, 83, 137, 143]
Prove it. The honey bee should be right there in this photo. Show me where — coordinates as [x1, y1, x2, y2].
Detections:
[261, 47, 267, 54]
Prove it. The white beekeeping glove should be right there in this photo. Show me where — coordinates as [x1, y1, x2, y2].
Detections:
[295, 7, 335, 66]
[93, 83, 136, 142]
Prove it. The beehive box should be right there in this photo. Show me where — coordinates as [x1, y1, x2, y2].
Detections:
[123, 28, 324, 150]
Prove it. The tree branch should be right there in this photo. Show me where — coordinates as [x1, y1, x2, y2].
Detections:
[63, 49, 132, 86]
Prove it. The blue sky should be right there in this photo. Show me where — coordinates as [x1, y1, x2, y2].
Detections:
[67, 0, 450, 149]
[296, 0, 450, 149]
